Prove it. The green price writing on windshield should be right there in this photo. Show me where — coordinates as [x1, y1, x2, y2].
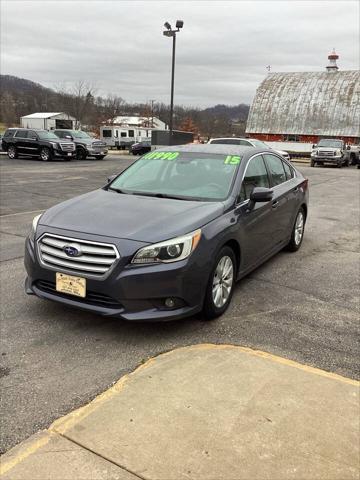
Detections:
[143, 151, 179, 160]
[224, 155, 241, 165]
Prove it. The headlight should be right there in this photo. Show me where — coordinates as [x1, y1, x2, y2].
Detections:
[132, 229, 201, 264]
[29, 214, 41, 242]
[311, 151, 316, 156]
[50, 142, 59, 149]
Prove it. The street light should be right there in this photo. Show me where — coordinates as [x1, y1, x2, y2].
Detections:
[163, 20, 184, 145]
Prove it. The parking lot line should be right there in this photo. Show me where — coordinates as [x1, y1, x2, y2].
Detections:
[0, 209, 44, 218]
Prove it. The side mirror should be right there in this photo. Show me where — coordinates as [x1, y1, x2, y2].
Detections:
[312, 144, 316, 149]
[346, 145, 351, 150]
[248, 187, 273, 211]
[65, 135, 73, 140]
[107, 174, 117, 184]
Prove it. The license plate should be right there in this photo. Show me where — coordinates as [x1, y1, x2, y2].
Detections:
[56, 273, 86, 298]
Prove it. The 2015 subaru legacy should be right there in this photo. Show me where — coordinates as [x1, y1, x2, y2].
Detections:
[25, 145, 308, 321]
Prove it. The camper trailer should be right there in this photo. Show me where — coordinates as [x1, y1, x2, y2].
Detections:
[100, 126, 152, 149]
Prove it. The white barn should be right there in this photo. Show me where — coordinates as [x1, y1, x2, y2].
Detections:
[20, 112, 76, 130]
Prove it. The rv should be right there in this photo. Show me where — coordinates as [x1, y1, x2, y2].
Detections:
[100, 126, 152, 149]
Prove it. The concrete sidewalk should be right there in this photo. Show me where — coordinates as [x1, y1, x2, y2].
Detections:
[1, 344, 359, 480]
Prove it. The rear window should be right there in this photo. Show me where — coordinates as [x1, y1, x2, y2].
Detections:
[4, 130, 16, 138]
[211, 139, 240, 145]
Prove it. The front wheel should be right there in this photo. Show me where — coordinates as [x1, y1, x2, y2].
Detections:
[202, 246, 236, 320]
[7, 145, 18, 159]
[310, 159, 315, 167]
[76, 148, 87, 160]
[286, 208, 305, 252]
[40, 147, 52, 161]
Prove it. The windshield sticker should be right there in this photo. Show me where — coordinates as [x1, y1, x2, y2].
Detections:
[143, 151, 179, 160]
[224, 155, 241, 165]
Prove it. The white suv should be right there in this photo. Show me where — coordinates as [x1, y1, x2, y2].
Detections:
[208, 137, 290, 161]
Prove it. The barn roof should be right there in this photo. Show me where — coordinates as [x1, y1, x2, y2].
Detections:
[246, 71, 360, 137]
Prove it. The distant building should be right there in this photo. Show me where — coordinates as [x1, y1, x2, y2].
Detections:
[20, 112, 75, 130]
[111, 115, 166, 130]
[246, 51, 360, 149]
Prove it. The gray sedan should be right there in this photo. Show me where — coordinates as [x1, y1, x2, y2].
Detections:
[25, 145, 308, 321]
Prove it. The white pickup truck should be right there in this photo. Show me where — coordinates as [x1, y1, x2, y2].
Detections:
[310, 139, 353, 168]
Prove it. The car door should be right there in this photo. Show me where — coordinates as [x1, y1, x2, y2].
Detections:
[14, 129, 28, 155]
[26, 130, 40, 157]
[234, 154, 278, 271]
[263, 153, 293, 244]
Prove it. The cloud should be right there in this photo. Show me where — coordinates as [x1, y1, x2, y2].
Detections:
[1, 0, 359, 107]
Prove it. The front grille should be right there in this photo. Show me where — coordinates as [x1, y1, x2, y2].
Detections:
[92, 141, 106, 147]
[35, 280, 123, 309]
[37, 234, 119, 277]
[60, 143, 76, 152]
[318, 150, 335, 157]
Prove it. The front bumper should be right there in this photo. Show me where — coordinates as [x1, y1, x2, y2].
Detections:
[54, 150, 75, 159]
[24, 234, 207, 322]
[87, 148, 108, 157]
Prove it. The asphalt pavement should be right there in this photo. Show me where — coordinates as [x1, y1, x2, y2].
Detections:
[0, 154, 359, 454]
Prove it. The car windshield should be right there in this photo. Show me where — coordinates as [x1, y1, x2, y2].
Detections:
[70, 130, 91, 139]
[37, 131, 59, 140]
[109, 151, 242, 201]
[318, 139, 343, 148]
[250, 140, 269, 149]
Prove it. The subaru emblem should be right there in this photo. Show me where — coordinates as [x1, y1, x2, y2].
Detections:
[63, 245, 81, 257]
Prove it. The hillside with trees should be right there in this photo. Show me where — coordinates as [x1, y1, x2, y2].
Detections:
[0, 74, 249, 137]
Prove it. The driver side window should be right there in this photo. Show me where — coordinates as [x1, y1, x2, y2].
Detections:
[239, 155, 270, 202]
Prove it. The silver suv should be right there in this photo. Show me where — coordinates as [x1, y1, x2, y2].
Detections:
[54, 130, 108, 160]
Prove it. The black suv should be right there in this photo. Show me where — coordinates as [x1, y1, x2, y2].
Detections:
[2, 129, 76, 161]
[54, 130, 108, 160]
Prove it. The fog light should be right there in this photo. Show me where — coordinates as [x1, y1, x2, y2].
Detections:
[165, 298, 175, 308]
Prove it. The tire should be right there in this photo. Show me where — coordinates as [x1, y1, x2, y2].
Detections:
[40, 147, 51, 161]
[202, 246, 236, 320]
[310, 159, 315, 167]
[337, 161, 342, 168]
[95, 155, 106, 160]
[344, 159, 349, 167]
[286, 207, 305, 252]
[76, 148, 87, 160]
[350, 153, 356, 165]
[7, 145, 18, 159]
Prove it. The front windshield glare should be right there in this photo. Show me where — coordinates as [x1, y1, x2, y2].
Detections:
[109, 151, 242, 201]
[318, 139, 343, 148]
[38, 131, 59, 140]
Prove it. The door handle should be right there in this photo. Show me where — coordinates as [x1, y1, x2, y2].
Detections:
[272, 200, 279, 209]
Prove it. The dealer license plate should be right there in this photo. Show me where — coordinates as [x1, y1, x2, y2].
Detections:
[56, 272, 86, 298]
[67, 153, 72, 156]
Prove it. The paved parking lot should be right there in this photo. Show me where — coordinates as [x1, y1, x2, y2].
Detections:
[0, 154, 359, 454]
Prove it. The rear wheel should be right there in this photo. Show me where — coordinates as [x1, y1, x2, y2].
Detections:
[7, 145, 18, 159]
[286, 208, 305, 252]
[40, 147, 51, 161]
[202, 246, 236, 320]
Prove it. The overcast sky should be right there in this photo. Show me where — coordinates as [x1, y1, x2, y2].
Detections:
[1, 0, 359, 107]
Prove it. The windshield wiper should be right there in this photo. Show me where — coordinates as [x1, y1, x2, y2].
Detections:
[108, 187, 127, 194]
[133, 192, 198, 201]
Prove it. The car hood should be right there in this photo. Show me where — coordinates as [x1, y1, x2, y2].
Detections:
[39, 189, 224, 244]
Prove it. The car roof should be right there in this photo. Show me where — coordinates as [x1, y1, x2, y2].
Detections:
[156, 143, 263, 156]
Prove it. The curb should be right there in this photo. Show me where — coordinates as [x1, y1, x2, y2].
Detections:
[1, 343, 359, 477]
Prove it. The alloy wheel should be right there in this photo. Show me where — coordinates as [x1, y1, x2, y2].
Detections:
[294, 211, 304, 245]
[40, 149, 50, 161]
[8, 147, 16, 159]
[212, 255, 234, 308]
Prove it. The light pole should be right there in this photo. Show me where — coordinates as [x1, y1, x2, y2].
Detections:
[163, 20, 183, 145]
